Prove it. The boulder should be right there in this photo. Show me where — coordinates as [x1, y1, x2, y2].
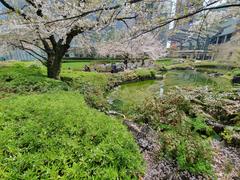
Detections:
[208, 72, 224, 77]
[155, 74, 163, 80]
[232, 76, 240, 84]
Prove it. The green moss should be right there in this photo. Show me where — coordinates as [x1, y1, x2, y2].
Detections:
[0, 92, 144, 179]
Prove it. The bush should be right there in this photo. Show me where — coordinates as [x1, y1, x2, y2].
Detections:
[0, 92, 144, 179]
[136, 93, 213, 175]
[160, 118, 213, 175]
[137, 93, 193, 128]
[134, 69, 156, 80]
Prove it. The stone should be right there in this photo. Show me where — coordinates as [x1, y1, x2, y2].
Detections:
[232, 76, 240, 84]
[155, 74, 163, 80]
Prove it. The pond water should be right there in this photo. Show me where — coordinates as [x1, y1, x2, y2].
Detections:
[108, 70, 232, 116]
[164, 70, 215, 90]
[108, 80, 161, 116]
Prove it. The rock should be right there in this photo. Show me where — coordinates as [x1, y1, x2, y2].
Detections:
[115, 63, 124, 72]
[232, 76, 240, 84]
[122, 120, 159, 152]
[232, 133, 240, 147]
[155, 74, 163, 80]
[84, 65, 91, 72]
[208, 72, 224, 77]
[123, 120, 207, 180]
[206, 120, 225, 133]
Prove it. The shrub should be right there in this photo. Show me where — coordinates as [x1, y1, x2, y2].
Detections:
[160, 119, 213, 175]
[137, 92, 192, 128]
[62, 72, 110, 111]
[136, 92, 213, 175]
[0, 92, 144, 179]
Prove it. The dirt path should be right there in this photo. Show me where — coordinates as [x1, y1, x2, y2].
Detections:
[123, 120, 207, 180]
[212, 140, 240, 179]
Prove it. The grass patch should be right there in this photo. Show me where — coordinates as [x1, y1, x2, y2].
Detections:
[0, 92, 144, 179]
[62, 61, 91, 71]
[0, 64, 68, 94]
[156, 59, 174, 66]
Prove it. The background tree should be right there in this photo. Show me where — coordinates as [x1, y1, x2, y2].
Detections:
[0, 0, 239, 79]
[96, 33, 166, 61]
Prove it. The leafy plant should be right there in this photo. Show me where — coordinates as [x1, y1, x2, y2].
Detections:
[137, 92, 192, 128]
[0, 92, 145, 179]
[136, 92, 213, 175]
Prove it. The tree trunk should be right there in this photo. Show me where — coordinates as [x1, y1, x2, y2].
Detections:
[47, 53, 62, 79]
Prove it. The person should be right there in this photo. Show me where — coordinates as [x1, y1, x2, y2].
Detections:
[111, 63, 117, 73]
[123, 59, 128, 69]
[84, 65, 91, 72]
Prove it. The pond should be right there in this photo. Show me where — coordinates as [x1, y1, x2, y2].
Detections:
[164, 70, 232, 91]
[108, 80, 161, 116]
[107, 70, 233, 116]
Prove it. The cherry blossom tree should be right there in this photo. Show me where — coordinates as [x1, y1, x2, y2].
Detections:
[96, 33, 166, 61]
[0, 0, 157, 79]
[0, 0, 239, 79]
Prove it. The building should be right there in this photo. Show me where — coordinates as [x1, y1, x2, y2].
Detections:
[166, 0, 240, 60]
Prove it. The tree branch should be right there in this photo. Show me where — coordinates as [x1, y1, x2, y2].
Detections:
[132, 2, 240, 39]
[45, 0, 144, 24]
[0, 0, 28, 19]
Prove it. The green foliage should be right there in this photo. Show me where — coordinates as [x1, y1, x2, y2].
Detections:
[134, 69, 156, 80]
[62, 71, 110, 111]
[0, 92, 144, 179]
[221, 127, 234, 144]
[230, 68, 240, 76]
[160, 119, 213, 175]
[155, 59, 173, 66]
[137, 93, 213, 175]
[0, 64, 68, 93]
[137, 92, 192, 128]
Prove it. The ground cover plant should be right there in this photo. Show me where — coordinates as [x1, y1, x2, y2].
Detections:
[1, 60, 240, 179]
[0, 62, 145, 179]
[136, 92, 214, 175]
[0, 64, 68, 94]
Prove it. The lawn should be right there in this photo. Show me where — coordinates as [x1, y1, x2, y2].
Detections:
[62, 61, 91, 71]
